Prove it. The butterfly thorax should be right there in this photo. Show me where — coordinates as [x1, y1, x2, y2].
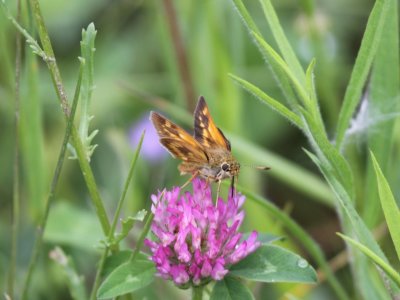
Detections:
[179, 148, 240, 182]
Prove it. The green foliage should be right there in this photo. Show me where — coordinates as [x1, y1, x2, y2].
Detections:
[211, 276, 255, 300]
[97, 255, 156, 299]
[371, 152, 400, 261]
[230, 245, 317, 283]
[338, 233, 400, 288]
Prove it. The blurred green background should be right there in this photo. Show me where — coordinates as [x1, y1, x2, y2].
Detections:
[1, 0, 392, 299]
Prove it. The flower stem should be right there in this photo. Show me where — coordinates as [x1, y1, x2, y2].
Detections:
[130, 212, 154, 262]
[192, 286, 203, 300]
[89, 131, 145, 300]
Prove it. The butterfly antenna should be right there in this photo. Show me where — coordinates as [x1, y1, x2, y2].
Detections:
[241, 163, 271, 170]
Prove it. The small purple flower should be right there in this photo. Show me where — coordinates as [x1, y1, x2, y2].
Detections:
[128, 113, 166, 162]
[145, 179, 261, 287]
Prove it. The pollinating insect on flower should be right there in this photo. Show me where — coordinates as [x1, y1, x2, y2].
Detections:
[144, 178, 261, 288]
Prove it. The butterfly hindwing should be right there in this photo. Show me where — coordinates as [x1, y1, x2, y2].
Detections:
[194, 96, 231, 151]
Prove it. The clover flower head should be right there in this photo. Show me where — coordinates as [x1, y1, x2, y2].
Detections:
[145, 178, 260, 287]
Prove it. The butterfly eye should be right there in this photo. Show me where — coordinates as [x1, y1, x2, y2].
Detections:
[221, 162, 230, 171]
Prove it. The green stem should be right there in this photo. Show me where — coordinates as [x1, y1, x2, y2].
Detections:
[130, 213, 155, 262]
[8, 0, 22, 297]
[26, 0, 110, 233]
[89, 131, 145, 300]
[192, 286, 203, 300]
[89, 246, 110, 300]
[21, 66, 83, 300]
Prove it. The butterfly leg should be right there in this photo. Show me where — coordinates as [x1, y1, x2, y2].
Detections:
[180, 171, 199, 189]
[215, 179, 221, 206]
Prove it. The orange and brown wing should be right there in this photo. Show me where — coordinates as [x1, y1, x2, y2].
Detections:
[193, 96, 231, 151]
[150, 111, 209, 163]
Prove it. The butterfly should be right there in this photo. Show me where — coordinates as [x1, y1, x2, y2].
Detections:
[150, 96, 241, 197]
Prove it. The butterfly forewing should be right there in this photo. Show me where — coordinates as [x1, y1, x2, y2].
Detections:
[193, 96, 231, 151]
[150, 112, 209, 164]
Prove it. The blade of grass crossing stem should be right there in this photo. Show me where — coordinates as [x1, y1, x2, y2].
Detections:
[27, 0, 111, 235]
[338, 233, 400, 288]
[226, 182, 350, 300]
[363, 0, 399, 227]
[21, 64, 83, 300]
[229, 73, 303, 128]
[251, 32, 310, 108]
[89, 132, 145, 300]
[258, 0, 306, 85]
[371, 152, 400, 261]
[335, 0, 391, 149]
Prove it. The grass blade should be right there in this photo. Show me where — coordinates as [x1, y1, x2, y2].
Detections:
[363, 0, 399, 227]
[306, 150, 398, 298]
[371, 151, 400, 261]
[229, 73, 303, 128]
[335, 0, 391, 149]
[338, 233, 400, 288]
[251, 31, 309, 107]
[258, 0, 306, 85]
[229, 0, 299, 108]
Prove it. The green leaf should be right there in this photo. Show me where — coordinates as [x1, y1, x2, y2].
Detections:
[338, 233, 400, 288]
[371, 151, 400, 261]
[258, 0, 306, 86]
[300, 109, 354, 198]
[229, 73, 303, 128]
[305, 150, 400, 296]
[229, 245, 317, 283]
[77, 22, 98, 160]
[335, 0, 391, 149]
[229, 0, 299, 108]
[114, 210, 147, 244]
[97, 257, 156, 299]
[44, 201, 103, 251]
[101, 251, 148, 278]
[210, 276, 254, 300]
[363, 0, 399, 227]
[251, 31, 309, 108]
[304, 59, 325, 132]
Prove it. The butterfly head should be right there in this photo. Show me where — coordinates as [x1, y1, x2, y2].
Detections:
[217, 159, 240, 181]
